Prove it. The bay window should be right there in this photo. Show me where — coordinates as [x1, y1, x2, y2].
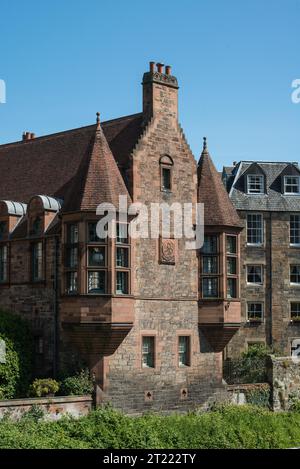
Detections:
[65, 223, 78, 294]
[87, 221, 107, 295]
[201, 235, 219, 298]
[200, 233, 239, 301]
[115, 223, 130, 295]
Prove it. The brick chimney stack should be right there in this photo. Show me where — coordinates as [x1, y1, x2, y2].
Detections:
[22, 132, 36, 141]
[142, 61, 179, 125]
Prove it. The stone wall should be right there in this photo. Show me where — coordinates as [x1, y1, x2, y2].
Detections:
[0, 395, 92, 421]
[267, 355, 300, 411]
[0, 236, 60, 376]
[226, 211, 300, 358]
[103, 75, 224, 413]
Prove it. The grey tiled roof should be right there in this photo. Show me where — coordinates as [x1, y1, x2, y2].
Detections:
[227, 161, 300, 212]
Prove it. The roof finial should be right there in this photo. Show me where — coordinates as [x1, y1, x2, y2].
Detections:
[96, 112, 100, 129]
[203, 136, 207, 151]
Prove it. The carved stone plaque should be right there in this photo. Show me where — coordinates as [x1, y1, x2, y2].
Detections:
[160, 238, 176, 265]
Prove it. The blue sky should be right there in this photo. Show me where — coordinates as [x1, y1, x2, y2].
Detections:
[0, 0, 299, 169]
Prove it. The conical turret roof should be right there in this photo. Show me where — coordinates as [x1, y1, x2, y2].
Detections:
[197, 138, 242, 228]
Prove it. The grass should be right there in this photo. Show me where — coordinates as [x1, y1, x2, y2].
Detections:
[0, 405, 300, 449]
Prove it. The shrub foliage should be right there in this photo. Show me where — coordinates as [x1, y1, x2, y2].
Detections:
[0, 405, 300, 449]
[0, 310, 33, 399]
[60, 369, 94, 396]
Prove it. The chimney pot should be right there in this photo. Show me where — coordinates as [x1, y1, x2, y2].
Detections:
[149, 61, 155, 73]
[165, 65, 171, 75]
[233, 161, 237, 166]
[156, 62, 164, 73]
[30, 133, 35, 139]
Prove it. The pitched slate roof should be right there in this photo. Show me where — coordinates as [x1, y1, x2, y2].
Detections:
[228, 161, 300, 212]
[63, 121, 132, 212]
[0, 113, 143, 205]
[197, 142, 243, 228]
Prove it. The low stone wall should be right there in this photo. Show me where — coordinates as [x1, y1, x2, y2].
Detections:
[0, 395, 93, 421]
[267, 356, 300, 411]
[227, 383, 271, 406]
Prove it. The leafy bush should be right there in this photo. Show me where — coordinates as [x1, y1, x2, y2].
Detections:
[244, 384, 271, 408]
[29, 379, 60, 397]
[0, 310, 33, 399]
[224, 344, 271, 384]
[60, 369, 94, 396]
[0, 405, 300, 448]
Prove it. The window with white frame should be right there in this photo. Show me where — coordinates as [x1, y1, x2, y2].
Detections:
[290, 215, 300, 245]
[247, 175, 264, 194]
[291, 303, 300, 321]
[247, 265, 263, 285]
[247, 302, 263, 322]
[284, 176, 300, 194]
[290, 265, 300, 285]
[247, 214, 263, 245]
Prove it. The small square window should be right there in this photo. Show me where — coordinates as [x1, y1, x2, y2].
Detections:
[247, 265, 263, 284]
[247, 303, 263, 322]
[203, 256, 218, 274]
[67, 224, 79, 244]
[116, 271, 129, 295]
[247, 175, 264, 194]
[66, 246, 78, 268]
[291, 303, 300, 321]
[284, 176, 300, 194]
[116, 224, 129, 244]
[290, 265, 300, 285]
[88, 222, 106, 243]
[88, 271, 106, 294]
[227, 278, 237, 299]
[202, 235, 218, 254]
[66, 271, 78, 294]
[226, 236, 237, 254]
[88, 246, 105, 267]
[116, 247, 129, 268]
[227, 257, 237, 275]
[202, 277, 218, 298]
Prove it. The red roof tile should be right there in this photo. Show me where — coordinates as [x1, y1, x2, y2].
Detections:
[0, 114, 142, 204]
[198, 146, 243, 228]
[63, 124, 132, 212]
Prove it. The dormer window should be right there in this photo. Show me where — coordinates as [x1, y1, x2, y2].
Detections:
[247, 175, 264, 194]
[284, 176, 300, 195]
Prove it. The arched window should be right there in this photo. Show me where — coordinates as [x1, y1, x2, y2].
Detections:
[159, 155, 173, 192]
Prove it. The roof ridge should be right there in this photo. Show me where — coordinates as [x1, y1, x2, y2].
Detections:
[0, 113, 143, 149]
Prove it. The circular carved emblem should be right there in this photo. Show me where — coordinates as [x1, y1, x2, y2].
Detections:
[161, 240, 175, 264]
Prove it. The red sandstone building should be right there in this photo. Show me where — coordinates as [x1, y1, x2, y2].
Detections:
[0, 63, 242, 412]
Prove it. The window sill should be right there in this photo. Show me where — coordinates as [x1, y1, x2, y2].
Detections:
[246, 319, 264, 325]
[247, 282, 263, 287]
